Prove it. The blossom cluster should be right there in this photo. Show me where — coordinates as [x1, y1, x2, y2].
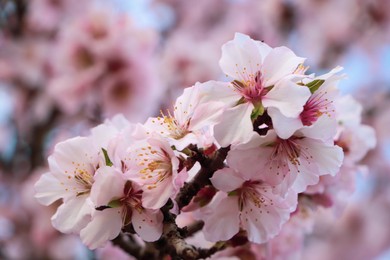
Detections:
[34, 33, 374, 256]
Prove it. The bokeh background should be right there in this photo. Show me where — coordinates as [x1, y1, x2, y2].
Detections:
[0, 0, 389, 259]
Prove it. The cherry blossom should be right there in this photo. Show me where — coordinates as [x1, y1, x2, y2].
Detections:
[34, 136, 98, 234]
[268, 66, 345, 139]
[80, 166, 163, 249]
[212, 33, 311, 146]
[144, 82, 225, 150]
[227, 116, 344, 195]
[124, 135, 185, 209]
[200, 167, 297, 243]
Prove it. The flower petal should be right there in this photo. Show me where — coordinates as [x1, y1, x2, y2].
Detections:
[262, 46, 305, 86]
[80, 208, 123, 250]
[132, 209, 163, 242]
[34, 171, 72, 206]
[141, 178, 174, 209]
[219, 33, 264, 81]
[211, 168, 244, 192]
[214, 103, 254, 147]
[298, 138, 344, 177]
[51, 195, 93, 234]
[202, 193, 240, 242]
[90, 166, 125, 206]
[267, 107, 303, 139]
[263, 79, 311, 118]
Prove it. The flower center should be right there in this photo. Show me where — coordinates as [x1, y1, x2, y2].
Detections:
[266, 137, 313, 178]
[237, 181, 273, 211]
[300, 90, 334, 126]
[120, 181, 143, 225]
[155, 110, 189, 139]
[136, 146, 173, 190]
[232, 71, 268, 103]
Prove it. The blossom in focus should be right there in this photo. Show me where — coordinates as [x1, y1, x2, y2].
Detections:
[200, 167, 297, 243]
[34, 136, 98, 234]
[125, 135, 185, 209]
[80, 166, 163, 249]
[269, 66, 344, 139]
[212, 33, 311, 146]
[227, 116, 344, 195]
[144, 82, 225, 150]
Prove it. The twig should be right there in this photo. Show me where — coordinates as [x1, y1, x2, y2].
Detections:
[182, 220, 204, 238]
[112, 234, 143, 259]
[175, 146, 230, 210]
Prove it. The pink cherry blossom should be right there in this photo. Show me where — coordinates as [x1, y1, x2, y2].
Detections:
[200, 167, 297, 244]
[211, 33, 311, 146]
[227, 116, 344, 195]
[144, 82, 225, 150]
[124, 135, 185, 209]
[34, 136, 99, 234]
[269, 66, 345, 139]
[80, 166, 163, 249]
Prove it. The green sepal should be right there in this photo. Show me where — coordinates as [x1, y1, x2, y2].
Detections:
[228, 190, 238, 197]
[102, 148, 113, 167]
[235, 97, 246, 106]
[108, 199, 121, 208]
[306, 79, 325, 94]
[251, 103, 264, 121]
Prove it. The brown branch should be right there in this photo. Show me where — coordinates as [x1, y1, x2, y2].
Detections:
[162, 221, 199, 259]
[175, 146, 230, 210]
[112, 234, 143, 259]
[182, 220, 204, 238]
[112, 233, 158, 260]
[198, 242, 227, 259]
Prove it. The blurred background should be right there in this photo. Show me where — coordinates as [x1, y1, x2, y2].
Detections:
[0, 0, 389, 259]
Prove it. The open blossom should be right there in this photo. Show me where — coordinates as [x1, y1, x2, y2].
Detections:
[144, 82, 225, 150]
[200, 167, 297, 244]
[80, 166, 163, 249]
[268, 66, 345, 139]
[227, 116, 344, 195]
[34, 136, 98, 234]
[34, 116, 131, 235]
[211, 33, 311, 146]
[125, 135, 185, 209]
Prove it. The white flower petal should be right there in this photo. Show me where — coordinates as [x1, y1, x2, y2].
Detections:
[90, 166, 125, 206]
[219, 33, 263, 81]
[263, 79, 311, 118]
[298, 138, 344, 177]
[202, 193, 240, 242]
[34, 171, 72, 206]
[80, 208, 123, 250]
[211, 168, 245, 192]
[262, 46, 305, 86]
[52, 196, 93, 234]
[132, 209, 163, 242]
[267, 107, 303, 139]
[214, 103, 254, 147]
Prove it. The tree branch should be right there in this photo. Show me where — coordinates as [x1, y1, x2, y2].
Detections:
[182, 220, 204, 238]
[175, 146, 230, 210]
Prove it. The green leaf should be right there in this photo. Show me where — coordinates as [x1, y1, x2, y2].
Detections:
[306, 79, 325, 94]
[102, 148, 113, 167]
